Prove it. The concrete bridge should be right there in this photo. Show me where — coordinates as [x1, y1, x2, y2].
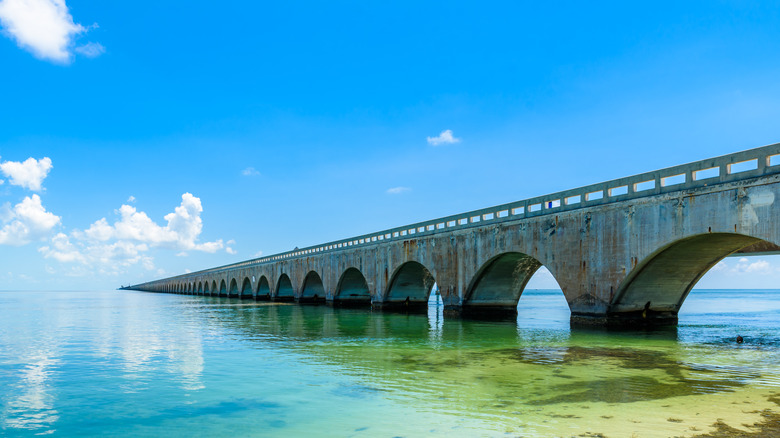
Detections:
[125, 143, 780, 326]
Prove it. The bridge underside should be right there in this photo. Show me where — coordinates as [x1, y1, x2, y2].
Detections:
[334, 268, 371, 307]
[461, 253, 542, 316]
[376, 261, 435, 312]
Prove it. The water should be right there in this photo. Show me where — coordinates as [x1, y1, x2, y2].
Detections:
[1, 289, 779, 437]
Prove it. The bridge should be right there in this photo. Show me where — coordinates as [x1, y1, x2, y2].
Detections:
[125, 142, 780, 326]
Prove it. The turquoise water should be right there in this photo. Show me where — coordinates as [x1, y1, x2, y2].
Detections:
[1, 290, 780, 437]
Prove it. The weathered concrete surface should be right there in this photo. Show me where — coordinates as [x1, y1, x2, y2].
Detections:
[126, 143, 780, 327]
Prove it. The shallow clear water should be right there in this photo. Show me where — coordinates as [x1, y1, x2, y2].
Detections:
[1, 289, 779, 437]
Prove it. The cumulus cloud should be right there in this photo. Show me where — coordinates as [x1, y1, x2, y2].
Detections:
[0, 194, 60, 245]
[712, 257, 775, 275]
[241, 167, 260, 176]
[735, 257, 771, 274]
[427, 129, 461, 146]
[81, 193, 224, 252]
[127, 195, 136, 203]
[0, 156, 52, 191]
[38, 232, 84, 263]
[386, 186, 410, 195]
[0, 0, 98, 63]
[41, 193, 225, 273]
[40, 233, 154, 275]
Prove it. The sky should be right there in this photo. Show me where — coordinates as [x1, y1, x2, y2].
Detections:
[1, 0, 780, 291]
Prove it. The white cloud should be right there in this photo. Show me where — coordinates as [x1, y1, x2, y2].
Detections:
[83, 217, 112, 241]
[426, 129, 461, 146]
[386, 186, 411, 195]
[74, 41, 103, 58]
[226, 247, 236, 255]
[737, 258, 771, 274]
[241, 167, 260, 176]
[81, 193, 224, 252]
[0, 0, 96, 63]
[711, 257, 775, 276]
[38, 232, 84, 262]
[40, 232, 154, 270]
[127, 195, 136, 203]
[0, 156, 52, 191]
[40, 193, 225, 274]
[0, 194, 60, 245]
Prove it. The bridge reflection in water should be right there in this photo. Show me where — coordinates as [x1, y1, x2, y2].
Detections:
[171, 289, 780, 436]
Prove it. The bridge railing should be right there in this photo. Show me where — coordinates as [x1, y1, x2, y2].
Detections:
[144, 142, 780, 284]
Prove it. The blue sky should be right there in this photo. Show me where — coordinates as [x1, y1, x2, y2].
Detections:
[1, 0, 779, 290]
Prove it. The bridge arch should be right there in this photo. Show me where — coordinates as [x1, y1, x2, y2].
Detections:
[228, 278, 239, 297]
[256, 276, 271, 300]
[197, 282, 203, 295]
[300, 271, 326, 303]
[384, 261, 436, 310]
[609, 232, 768, 323]
[203, 281, 210, 295]
[240, 277, 252, 298]
[462, 252, 544, 315]
[218, 279, 227, 296]
[275, 274, 295, 301]
[335, 267, 371, 307]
